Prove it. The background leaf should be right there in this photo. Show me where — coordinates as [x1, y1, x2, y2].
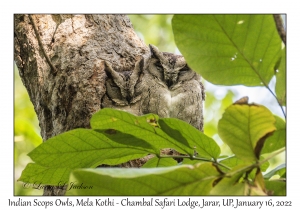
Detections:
[210, 171, 246, 195]
[275, 48, 286, 106]
[265, 180, 286, 195]
[218, 103, 276, 161]
[261, 116, 286, 154]
[264, 163, 286, 179]
[220, 156, 269, 172]
[172, 15, 282, 86]
[66, 163, 220, 195]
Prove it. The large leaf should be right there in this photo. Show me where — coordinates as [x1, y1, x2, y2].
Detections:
[28, 128, 152, 168]
[18, 163, 71, 185]
[142, 156, 178, 168]
[159, 118, 221, 159]
[275, 48, 286, 106]
[218, 102, 276, 162]
[211, 164, 267, 195]
[220, 156, 270, 172]
[210, 171, 246, 195]
[261, 116, 286, 154]
[20, 128, 155, 185]
[66, 163, 220, 195]
[91, 108, 195, 156]
[172, 15, 282, 86]
[265, 180, 286, 196]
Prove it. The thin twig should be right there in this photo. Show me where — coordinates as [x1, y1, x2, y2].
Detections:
[159, 155, 231, 170]
[28, 14, 57, 75]
[264, 84, 286, 119]
[225, 147, 286, 177]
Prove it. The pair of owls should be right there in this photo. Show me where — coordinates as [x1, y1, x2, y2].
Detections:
[102, 45, 205, 131]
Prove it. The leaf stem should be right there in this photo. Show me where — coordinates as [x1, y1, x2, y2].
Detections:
[259, 147, 286, 165]
[159, 155, 231, 170]
[226, 147, 285, 177]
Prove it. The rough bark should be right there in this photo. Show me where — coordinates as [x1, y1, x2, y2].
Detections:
[14, 14, 149, 195]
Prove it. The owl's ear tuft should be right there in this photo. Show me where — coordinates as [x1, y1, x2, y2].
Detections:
[149, 44, 161, 60]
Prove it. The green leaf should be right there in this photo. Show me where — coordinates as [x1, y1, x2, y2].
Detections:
[172, 15, 282, 86]
[261, 116, 286, 154]
[142, 156, 178, 168]
[259, 157, 270, 172]
[264, 163, 286, 179]
[275, 48, 286, 106]
[29, 128, 151, 168]
[18, 163, 71, 185]
[91, 108, 194, 155]
[159, 118, 221, 159]
[219, 156, 269, 172]
[66, 163, 220, 195]
[218, 103, 276, 162]
[252, 169, 267, 195]
[220, 156, 245, 169]
[210, 171, 246, 195]
[181, 158, 204, 165]
[265, 180, 286, 195]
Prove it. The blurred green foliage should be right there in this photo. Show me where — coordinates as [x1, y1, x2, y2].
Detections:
[14, 65, 43, 195]
[128, 15, 176, 53]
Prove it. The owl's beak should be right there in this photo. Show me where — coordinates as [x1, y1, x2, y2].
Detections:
[164, 72, 177, 87]
[166, 79, 173, 87]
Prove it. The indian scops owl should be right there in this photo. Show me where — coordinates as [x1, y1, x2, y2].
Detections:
[137, 44, 205, 131]
[101, 58, 144, 116]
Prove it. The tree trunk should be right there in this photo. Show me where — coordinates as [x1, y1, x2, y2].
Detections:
[14, 14, 149, 195]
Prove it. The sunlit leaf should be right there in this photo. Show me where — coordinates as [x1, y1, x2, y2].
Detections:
[18, 163, 70, 185]
[210, 171, 246, 195]
[159, 118, 221, 159]
[220, 156, 269, 172]
[218, 103, 276, 162]
[261, 116, 286, 154]
[252, 169, 267, 195]
[91, 108, 195, 156]
[210, 164, 266, 195]
[142, 156, 178, 168]
[21, 128, 156, 185]
[181, 158, 205, 165]
[172, 15, 282, 86]
[265, 180, 286, 195]
[275, 48, 286, 106]
[66, 163, 220, 195]
[28, 128, 151, 168]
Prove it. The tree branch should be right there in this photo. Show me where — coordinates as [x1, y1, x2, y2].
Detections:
[273, 14, 286, 45]
[28, 14, 58, 75]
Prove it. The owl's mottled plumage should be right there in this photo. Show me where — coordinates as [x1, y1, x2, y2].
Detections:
[102, 44, 205, 131]
[137, 44, 205, 131]
[101, 58, 144, 115]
